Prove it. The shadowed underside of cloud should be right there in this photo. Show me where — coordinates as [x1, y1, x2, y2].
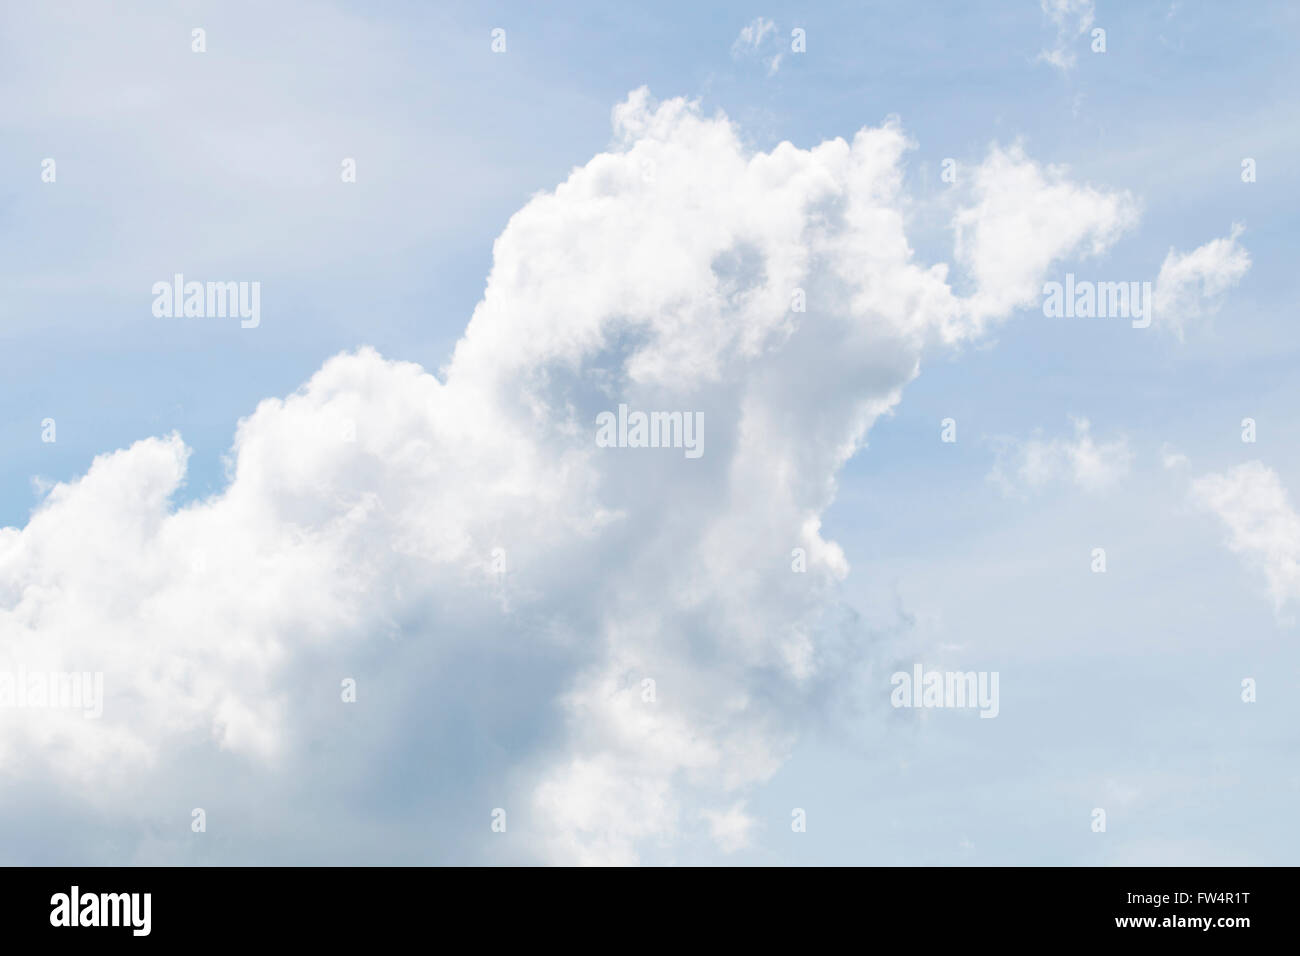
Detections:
[0, 89, 1141, 864]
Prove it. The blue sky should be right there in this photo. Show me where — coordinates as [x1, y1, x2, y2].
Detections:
[4, 0, 1296, 518]
[2, 0, 1298, 864]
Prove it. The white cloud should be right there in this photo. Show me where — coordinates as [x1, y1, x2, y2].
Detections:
[953, 144, 1139, 335]
[0, 89, 1142, 864]
[990, 418, 1133, 495]
[1153, 224, 1252, 339]
[732, 17, 777, 56]
[1191, 461, 1300, 610]
[731, 17, 783, 74]
[1161, 444, 1190, 469]
[1037, 0, 1096, 72]
[702, 802, 757, 853]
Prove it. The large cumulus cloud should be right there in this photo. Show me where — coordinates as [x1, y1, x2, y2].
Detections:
[0, 89, 1139, 864]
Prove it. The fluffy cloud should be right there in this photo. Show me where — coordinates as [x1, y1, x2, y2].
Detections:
[0, 89, 1139, 864]
[1153, 224, 1252, 339]
[953, 144, 1138, 334]
[1191, 461, 1300, 610]
[989, 418, 1134, 495]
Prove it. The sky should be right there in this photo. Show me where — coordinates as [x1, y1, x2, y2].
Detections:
[1, 0, 1298, 865]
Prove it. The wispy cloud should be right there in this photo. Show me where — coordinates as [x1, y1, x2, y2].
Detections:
[989, 418, 1133, 495]
[1153, 224, 1252, 339]
[1037, 0, 1097, 73]
[731, 17, 783, 74]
